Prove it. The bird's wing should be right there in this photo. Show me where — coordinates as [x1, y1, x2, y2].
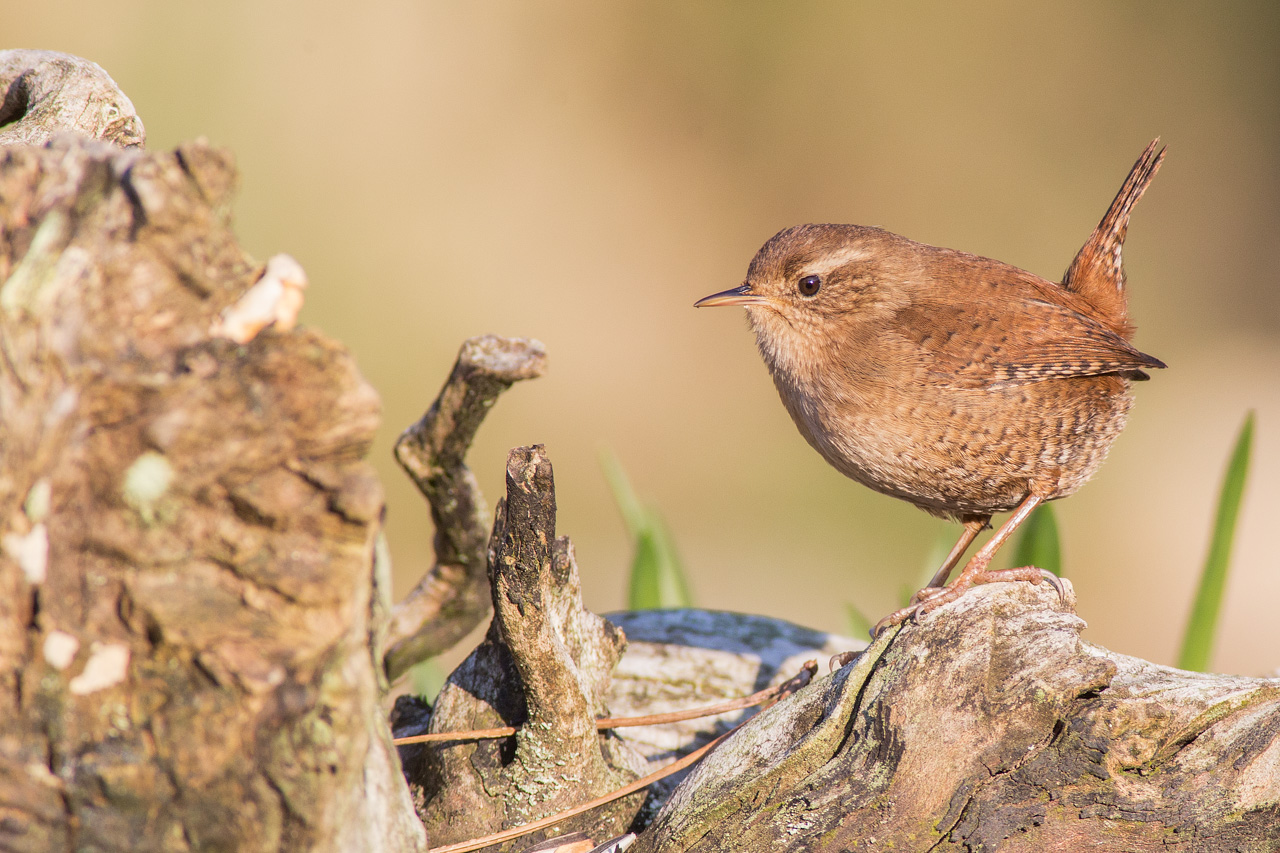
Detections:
[894, 296, 1166, 390]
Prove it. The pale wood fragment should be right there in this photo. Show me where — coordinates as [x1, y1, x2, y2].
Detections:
[0, 49, 144, 147]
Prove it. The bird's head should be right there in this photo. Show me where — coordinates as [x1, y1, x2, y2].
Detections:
[696, 224, 912, 379]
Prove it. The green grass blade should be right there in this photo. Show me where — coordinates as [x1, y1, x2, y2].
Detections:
[626, 507, 693, 609]
[627, 524, 663, 609]
[1009, 504, 1062, 577]
[598, 447, 645, 537]
[643, 509, 693, 608]
[845, 602, 873, 639]
[600, 448, 694, 610]
[902, 525, 962, 606]
[408, 659, 447, 702]
[1177, 412, 1255, 672]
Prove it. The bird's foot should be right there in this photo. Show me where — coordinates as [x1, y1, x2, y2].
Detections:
[870, 567, 1064, 638]
[912, 566, 1065, 618]
[909, 585, 947, 606]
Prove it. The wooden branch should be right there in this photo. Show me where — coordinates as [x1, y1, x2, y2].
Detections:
[0, 49, 145, 147]
[0, 122, 422, 850]
[385, 335, 546, 679]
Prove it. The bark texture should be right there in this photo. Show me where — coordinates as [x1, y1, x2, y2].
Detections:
[603, 610, 857, 825]
[0, 132, 423, 850]
[401, 446, 648, 852]
[632, 582, 1280, 852]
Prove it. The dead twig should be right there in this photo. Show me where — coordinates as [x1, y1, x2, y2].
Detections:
[384, 335, 546, 679]
[393, 660, 818, 746]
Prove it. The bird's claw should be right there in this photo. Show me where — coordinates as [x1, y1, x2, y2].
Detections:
[829, 650, 860, 672]
[1037, 568, 1067, 601]
[869, 605, 917, 638]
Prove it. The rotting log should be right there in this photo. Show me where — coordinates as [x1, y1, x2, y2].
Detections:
[630, 581, 1280, 852]
[404, 566, 1280, 851]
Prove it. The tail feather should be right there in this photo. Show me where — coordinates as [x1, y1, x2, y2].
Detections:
[1062, 139, 1166, 338]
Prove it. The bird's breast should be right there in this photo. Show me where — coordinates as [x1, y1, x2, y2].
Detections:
[766, 348, 1135, 518]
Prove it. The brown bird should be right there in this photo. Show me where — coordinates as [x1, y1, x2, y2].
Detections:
[697, 140, 1166, 634]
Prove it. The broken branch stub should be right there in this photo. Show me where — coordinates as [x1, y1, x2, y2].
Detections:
[385, 335, 547, 679]
[403, 445, 646, 852]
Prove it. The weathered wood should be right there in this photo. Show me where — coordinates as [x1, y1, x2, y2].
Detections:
[0, 50, 144, 148]
[603, 609, 858, 825]
[386, 335, 547, 680]
[0, 132, 422, 851]
[632, 582, 1280, 852]
[408, 568, 1278, 851]
[402, 446, 648, 852]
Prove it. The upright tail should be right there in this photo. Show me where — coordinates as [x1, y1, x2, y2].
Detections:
[1062, 138, 1166, 338]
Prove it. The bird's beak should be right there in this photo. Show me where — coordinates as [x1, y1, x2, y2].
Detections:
[694, 284, 767, 308]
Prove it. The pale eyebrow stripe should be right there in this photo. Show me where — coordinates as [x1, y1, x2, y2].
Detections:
[802, 244, 871, 276]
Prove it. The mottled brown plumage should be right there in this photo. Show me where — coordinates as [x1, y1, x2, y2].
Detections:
[697, 140, 1166, 634]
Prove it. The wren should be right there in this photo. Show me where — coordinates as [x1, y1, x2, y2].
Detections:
[697, 140, 1166, 634]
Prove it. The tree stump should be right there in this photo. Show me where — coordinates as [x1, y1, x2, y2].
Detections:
[0, 70, 423, 851]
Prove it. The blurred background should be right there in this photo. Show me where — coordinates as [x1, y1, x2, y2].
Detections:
[8, 2, 1277, 675]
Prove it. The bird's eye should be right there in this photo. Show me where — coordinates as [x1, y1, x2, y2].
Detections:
[797, 274, 821, 297]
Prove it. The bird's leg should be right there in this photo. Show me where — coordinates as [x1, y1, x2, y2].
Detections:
[873, 494, 1063, 636]
[910, 517, 988, 605]
[912, 493, 1065, 615]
